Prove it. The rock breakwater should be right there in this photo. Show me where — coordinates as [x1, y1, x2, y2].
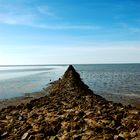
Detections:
[0, 65, 140, 139]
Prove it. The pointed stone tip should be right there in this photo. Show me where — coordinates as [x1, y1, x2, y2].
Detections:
[67, 65, 75, 71]
[47, 64, 92, 95]
[63, 65, 80, 79]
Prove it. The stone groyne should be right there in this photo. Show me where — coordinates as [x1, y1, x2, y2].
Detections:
[0, 65, 140, 139]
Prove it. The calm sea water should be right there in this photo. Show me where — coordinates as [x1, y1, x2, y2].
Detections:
[0, 64, 140, 100]
[0, 65, 67, 99]
[75, 64, 140, 101]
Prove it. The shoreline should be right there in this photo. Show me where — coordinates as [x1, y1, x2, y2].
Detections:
[102, 93, 140, 109]
[0, 88, 140, 110]
[0, 90, 48, 110]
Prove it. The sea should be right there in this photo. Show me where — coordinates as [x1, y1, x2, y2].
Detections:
[0, 64, 140, 103]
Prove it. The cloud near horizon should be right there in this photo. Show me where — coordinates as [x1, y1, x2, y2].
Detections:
[0, 42, 140, 65]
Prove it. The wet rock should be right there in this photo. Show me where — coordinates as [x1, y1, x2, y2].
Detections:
[35, 133, 45, 139]
[26, 103, 33, 110]
[85, 118, 102, 127]
[1, 131, 8, 137]
[94, 127, 103, 134]
[114, 135, 125, 140]
[18, 116, 23, 121]
[6, 115, 12, 120]
[28, 135, 35, 140]
[16, 103, 24, 109]
[103, 134, 114, 140]
[136, 129, 140, 136]
[73, 134, 82, 140]
[118, 133, 125, 139]
[130, 132, 137, 138]
[32, 123, 42, 132]
[129, 109, 139, 115]
[21, 132, 29, 140]
[50, 136, 59, 140]
[76, 110, 85, 118]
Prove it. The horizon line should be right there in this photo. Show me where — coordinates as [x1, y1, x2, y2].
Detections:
[0, 63, 140, 66]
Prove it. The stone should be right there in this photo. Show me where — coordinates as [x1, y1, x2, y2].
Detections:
[130, 132, 137, 138]
[114, 135, 125, 140]
[50, 136, 59, 140]
[1, 131, 8, 137]
[28, 135, 35, 140]
[18, 116, 23, 121]
[35, 133, 45, 139]
[32, 124, 41, 132]
[129, 109, 139, 115]
[21, 132, 29, 140]
[6, 115, 12, 120]
[73, 134, 82, 140]
[38, 115, 44, 121]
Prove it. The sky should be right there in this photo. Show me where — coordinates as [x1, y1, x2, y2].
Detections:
[0, 0, 140, 65]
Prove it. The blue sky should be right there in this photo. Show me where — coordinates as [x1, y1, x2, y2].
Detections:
[0, 0, 140, 64]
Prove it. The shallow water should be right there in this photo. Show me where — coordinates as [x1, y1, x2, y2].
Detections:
[0, 65, 67, 99]
[0, 64, 140, 100]
[75, 64, 140, 102]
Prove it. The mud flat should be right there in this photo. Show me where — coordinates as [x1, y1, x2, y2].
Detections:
[0, 91, 48, 110]
[0, 65, 140, 139]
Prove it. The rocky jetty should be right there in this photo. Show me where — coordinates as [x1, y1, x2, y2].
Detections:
[0, 65, 140, 140]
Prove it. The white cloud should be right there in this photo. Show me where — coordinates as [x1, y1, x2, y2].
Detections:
[0, 2, 36, 25]
[0, 3, 100, 30]
[31, 23, 100, 30]
[0, 11, 99, 30]
[43, 45, 140, 64]
[1, 41, 139, 65]
[0, 13, 100, 30]
[0, 13, 35, 24]
[0, 3, 53, 25]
